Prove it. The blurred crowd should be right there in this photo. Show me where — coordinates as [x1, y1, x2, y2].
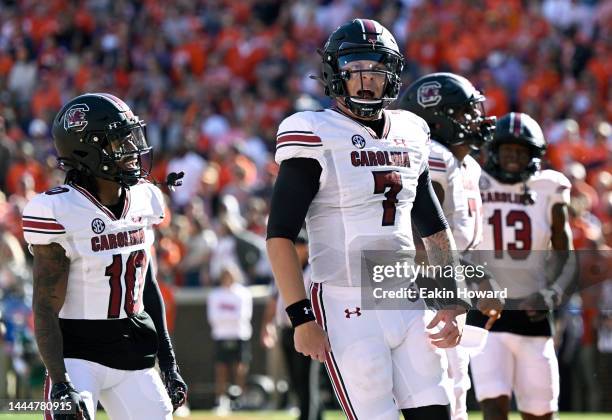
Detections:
[0, 0, 610, 411]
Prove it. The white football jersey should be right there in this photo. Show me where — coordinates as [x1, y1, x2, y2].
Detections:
[22, 181, 165, 319]
[477, 169, 571, 298]
[428, 140, 483, 251]
[275, 108, 431, 287]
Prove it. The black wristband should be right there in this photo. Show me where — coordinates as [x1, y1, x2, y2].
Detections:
[285, 299, 316, 328]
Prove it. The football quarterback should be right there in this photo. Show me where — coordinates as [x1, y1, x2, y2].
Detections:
[267, 19, 469, 420]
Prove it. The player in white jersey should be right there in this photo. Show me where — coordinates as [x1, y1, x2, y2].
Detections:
[468, 113, 575, 420]
[267, 19, 470, 420]
[23, 93, 186, 419]
[397, 72, 503, 420]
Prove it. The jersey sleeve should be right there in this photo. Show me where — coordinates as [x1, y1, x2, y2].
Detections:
[416, 115, 431, 176]
[427, 142, 471, 248]
[543, 170, 571, 225]
[275, 112, 325, 165]
[427, 141, 452, 191]
[22, 193, 69, 248]
[547, 171, 571, 206]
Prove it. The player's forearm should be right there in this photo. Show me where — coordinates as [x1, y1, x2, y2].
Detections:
[143, 269, 176, 369]
[32, 243, 70, 383]
[266, 237, 308, 305]
[422, 228, 458, 267]
[548, 203, 577, 302]
[33, 307, 67, 382]
[546, 242, 577, 305]
[422, 228, 469, 308]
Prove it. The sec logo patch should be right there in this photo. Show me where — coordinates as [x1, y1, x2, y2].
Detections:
[352, 134, 366, 149]
[91, 218, 106, 234]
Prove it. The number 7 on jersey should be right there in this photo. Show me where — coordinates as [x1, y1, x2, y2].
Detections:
[372, 170, 403, 226]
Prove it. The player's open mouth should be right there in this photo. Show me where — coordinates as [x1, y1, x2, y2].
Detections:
[357, 90, 376, 99]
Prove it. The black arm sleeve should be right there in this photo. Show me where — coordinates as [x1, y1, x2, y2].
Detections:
[411, 168, 449, 237]
[266, 158, 322, 242]
[143, 266, 175, 370]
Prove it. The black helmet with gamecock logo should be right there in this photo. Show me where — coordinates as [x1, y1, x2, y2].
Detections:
[397, 72, 496, 149]
[52, 93, 151, 187]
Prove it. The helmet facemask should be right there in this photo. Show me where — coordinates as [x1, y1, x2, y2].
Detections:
[436, 100, 496, 149]
[324, 45, 403, 119]
[486, 139, 543, 184]
[101, 121, 152, 187]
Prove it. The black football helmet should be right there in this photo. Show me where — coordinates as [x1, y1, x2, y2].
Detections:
[484, 112, 547, 184]
[319, 19, 404, 118]
[397, 72, 496, 149]
[52, 93, 152, 187]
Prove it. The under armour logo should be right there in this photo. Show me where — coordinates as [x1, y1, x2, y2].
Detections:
[344, 307, 361, 318]
[304, 307, 312, 315]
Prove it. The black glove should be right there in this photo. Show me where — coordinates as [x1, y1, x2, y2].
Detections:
[50, 381, 91, 420]
[160, 366, 187, 411]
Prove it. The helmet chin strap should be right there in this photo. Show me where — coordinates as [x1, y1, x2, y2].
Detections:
[343, 96, 384, 119]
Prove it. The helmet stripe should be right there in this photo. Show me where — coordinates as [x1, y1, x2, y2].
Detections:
[362, 19, 378, 42]
[513, 112, 522, 137]
[95, 92, 130, 112]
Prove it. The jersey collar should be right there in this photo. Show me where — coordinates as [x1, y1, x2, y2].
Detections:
[330, 107, 391, 139]
[70, 182, 131, 221]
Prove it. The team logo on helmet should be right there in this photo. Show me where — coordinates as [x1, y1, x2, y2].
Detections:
[352, 134, 366, 149]
[64, 104, 90, 132]
[91, 218, 106, 234]
[417, 81, 442, 108]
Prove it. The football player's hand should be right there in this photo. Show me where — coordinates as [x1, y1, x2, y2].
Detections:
[50, 381, 91, 420]
[475, 278, 504, 329]
[294, 320, 330, 363]
[476, 298, 504, 330]
[160, 367, 188, 411]
[427, 306, 466, 348]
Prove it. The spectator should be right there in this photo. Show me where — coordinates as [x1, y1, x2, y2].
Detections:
[207, 264, 253, 414]
[0, 117, 14, 193]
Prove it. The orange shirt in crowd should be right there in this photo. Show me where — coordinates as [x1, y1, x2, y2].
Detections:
[5, 161, 48, 196]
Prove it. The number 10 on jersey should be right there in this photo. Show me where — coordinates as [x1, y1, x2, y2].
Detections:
[105, 250, 148, 318]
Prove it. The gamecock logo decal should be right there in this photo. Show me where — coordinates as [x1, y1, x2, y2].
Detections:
[64, 104, 90, 132]
[417, 81, 442, 108]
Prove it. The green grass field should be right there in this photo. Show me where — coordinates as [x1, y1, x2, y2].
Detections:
[0, 411, 610, 419]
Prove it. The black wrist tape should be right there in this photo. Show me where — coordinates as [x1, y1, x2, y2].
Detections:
[285, 298, 316, 328]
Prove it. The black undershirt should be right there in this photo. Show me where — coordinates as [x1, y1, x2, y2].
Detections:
[335, 107, 386, 138]
[106, 188, 126, 219]
[266, 158, 448, 241]
[360, 114, 386, 138]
